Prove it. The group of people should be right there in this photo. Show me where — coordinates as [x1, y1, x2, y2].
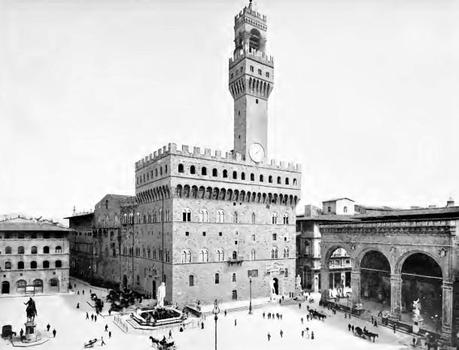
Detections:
[262, 312, 284, 320]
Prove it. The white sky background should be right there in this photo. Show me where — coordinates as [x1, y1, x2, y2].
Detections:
[0, 0, 458, 221]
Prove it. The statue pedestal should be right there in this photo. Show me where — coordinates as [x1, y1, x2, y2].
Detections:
[24, 320, 37, 342]
[412, 316, 423, 334]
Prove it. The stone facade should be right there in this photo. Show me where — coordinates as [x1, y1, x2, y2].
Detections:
[0, 217, 70, 295]
[317, 207, 459, 346]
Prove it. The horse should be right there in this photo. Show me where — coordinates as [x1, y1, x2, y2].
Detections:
[363, 330, 379, 342]
[354, 327, 365, 338]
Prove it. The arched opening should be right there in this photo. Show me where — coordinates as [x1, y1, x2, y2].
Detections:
[360, 250, 391, 311]
[16, 280, 26, 294]
[1, 281, 10, 294]
[152, 280, 157, 299]
[49, 278, 59, 292]
[33, 279, 43, 293]
[401, 253, 443, 332]
[272, 278, 279, 295]
[326, 247, 352, 299]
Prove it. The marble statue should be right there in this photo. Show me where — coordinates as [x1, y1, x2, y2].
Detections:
[295, 275, 302, 290]
[157, 282, 166, 307]
[412, 298, 421, 318]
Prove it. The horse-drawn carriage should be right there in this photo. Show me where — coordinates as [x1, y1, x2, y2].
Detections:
[149, 336, 176, 350]
[1, 325, 16, 340]
[354, 327, 378, 342]
[308, 309, 327, 321]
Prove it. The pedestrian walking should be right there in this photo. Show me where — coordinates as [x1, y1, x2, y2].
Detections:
[101, 337, 106, 346]
[262, 312, 265, 319]
[301, 330, 304, 338]
[108, 309, 112, 316]
[95, 315, 98, 322]
[412, 337, 416, 346]
[91, 314, 94, 321]
[374, 320, 378, 327]
[77, 302, 80, 309]
[267, 333, 271, 341]
[47, 324, 51, 332]
[301, 317, 304, 324]
[20, 328, 24, 340]
[108, 331, 112, 339]
[77, 290, 80, 295]
[351, 325, 354, 333]
[86, 312, 89, 319]
[348, 323, 351, 332]
[224, 310, 227, 317]
[298, 303, 301, 309]
[234, 319, 237, 326]
[311, 331, 314, 340]
[82, 290, 85, 295]
[105, 324, 108, 332]
[52, 329, 56, 338]
[201, 322, 204, 329]
[393, 324, 396, 333]
[169, 330, 172, 339]
[280, 329, 283, 338]
[306, 314, 310, 321]
[280, 314, 283, 320]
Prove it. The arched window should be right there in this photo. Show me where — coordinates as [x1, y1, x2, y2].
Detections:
[251, 212, 256, 224]
[216, 249, 225, 262]
[160, 166, 163, 176]
[232, 273, 237, 282]
[181, 250, 191, 263]
[293, 178, 297, 185]
[232, 171, 237, 179]
[201, 167, 207, 176]
[5, 246, 11, 254]
[16, 280, 26, 292]
[155, 168, 158, 177]
[182, 208, 191, 222]
[199, 209, 209, 223]
[285, 178, 290, 185]
[43, 260, 50, 269]
[250, 249, 256, 260]
[223, 170, 228, 178]
[284, 247, 289, 258]
[215, 273, 220, 284]
[268, 175, 273, 183]
[18, 246, 24, 254]
[212, 168, 218, 177]
[233, 212, 238, 223]
[277, 176, 281, 184]
[5, 261, 11, 269]
[189, 275, 195, 287]
[250, 173, 255, 181]
[200, 249, 209, 262]
[283, 214, 289, 225]
[190, 165, 196, 174]
[55, 246, 62, 253]
[259, 174, 264, 182]
[272, 212, 278, 224]
[50, 278, 59, 287]
[343, 206, 348, 213]
[178, 164, 184, 173]
[241, 172, 246, 180]
[18, 261, 24, 269]
[43, 246, 49, 254]
[30, 246, 37, 254]
[217, 210, 225, 223]
[249, 28, 261, 51]
[31, 261, 37, 269]
[55, 260, 62, 268]
[232, 251, 238, 260]
[271, 247, 278, 259]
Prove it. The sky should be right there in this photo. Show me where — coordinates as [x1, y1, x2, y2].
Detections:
[0, 0, 458, 222]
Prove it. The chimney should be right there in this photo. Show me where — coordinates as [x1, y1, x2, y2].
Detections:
[446, 197, 455, 207]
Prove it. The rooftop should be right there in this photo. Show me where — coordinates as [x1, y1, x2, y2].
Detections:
[0, 216, 71, 231]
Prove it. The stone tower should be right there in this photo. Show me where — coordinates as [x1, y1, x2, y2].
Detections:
[229, 1, 274, 163]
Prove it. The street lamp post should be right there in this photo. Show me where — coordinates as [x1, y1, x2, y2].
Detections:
[249, 277, 253, 314]
[212, 299, 220, 350]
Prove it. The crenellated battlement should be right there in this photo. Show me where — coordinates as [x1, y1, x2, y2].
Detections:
[135, 143, 301, 173]
[230, 48, 274, 68]
[235, 6, 267, 24]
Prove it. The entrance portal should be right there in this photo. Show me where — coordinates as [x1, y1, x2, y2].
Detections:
[360, 250, 391, 309]
[1, 281, 10, 294]
[272, 278, 279, 295]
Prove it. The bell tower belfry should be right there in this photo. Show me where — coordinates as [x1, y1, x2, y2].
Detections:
[229, 1, 274, 163]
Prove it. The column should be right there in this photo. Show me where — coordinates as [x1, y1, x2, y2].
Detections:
[350, 269, 361, 305]
[441, 280, 453, 345]
[320, 268, 329, 300]
[390, 273, 402, 319]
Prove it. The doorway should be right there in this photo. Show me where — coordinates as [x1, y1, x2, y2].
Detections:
[122, 275, 128, 289]
[152, 280, 157, 299]
[1, 281, 10, 294]
[272, 278, 279, 295]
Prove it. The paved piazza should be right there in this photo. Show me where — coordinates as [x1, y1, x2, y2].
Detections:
[0, 280, 414, 350]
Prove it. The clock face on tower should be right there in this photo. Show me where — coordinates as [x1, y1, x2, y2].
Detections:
[249, 143, 265, 163]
